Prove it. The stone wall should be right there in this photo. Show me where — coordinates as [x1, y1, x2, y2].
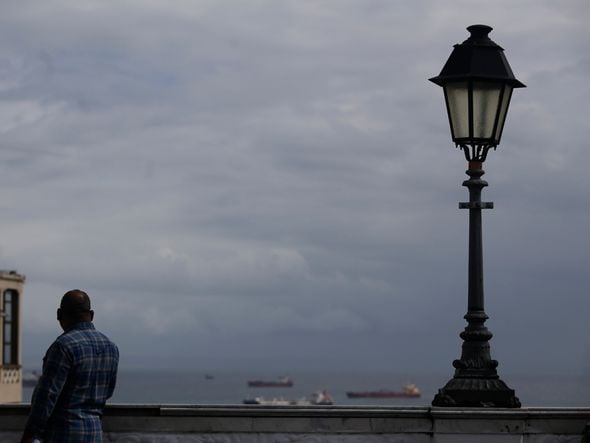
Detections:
[0, 404, 588, 442]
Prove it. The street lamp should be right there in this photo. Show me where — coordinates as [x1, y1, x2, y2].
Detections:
[430, 24, 525, 407]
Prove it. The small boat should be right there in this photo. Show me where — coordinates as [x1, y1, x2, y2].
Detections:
[204, 374, 214, 380]
[346, 383, 421, 399]
[244, 390, 334, 406]
[247, 376, 293, 388]
[22, 371, 40, 387]
[308, 390, 334, 405]
[243, 397, 292, 406]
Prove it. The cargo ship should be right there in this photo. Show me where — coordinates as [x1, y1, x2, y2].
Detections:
[247, 376, 293, 388]
[346, 383, 420, 399]
[244, 390, 333, 406]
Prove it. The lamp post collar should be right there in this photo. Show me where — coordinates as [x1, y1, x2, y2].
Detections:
[468, 161, 483, 171]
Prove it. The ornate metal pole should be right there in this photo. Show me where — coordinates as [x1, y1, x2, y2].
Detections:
[432, 161, 520, 407]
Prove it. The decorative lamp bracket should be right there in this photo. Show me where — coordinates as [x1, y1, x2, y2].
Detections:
[459, 144, 496, 163]
[459, 202, 494, 209]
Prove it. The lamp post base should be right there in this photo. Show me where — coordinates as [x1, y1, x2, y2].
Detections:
[433, 377, 521, 408]
[432, 311, 521, 408]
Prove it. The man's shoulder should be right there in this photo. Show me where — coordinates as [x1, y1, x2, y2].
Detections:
[52, 327, 119, 364]
[57, 324, 117, 348]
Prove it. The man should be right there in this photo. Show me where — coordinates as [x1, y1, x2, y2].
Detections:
[21, 290, 119, 443]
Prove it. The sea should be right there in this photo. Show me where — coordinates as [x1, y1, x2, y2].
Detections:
[22, 370, 590, 407]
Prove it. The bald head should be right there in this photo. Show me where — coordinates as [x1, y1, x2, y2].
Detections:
[57, 289, 94, 329]
[60, 289, 91, 312]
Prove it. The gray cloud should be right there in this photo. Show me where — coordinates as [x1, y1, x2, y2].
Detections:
[1, 0, 588, 375]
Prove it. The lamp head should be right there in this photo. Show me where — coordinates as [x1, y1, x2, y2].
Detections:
[430, 25, 525, 162]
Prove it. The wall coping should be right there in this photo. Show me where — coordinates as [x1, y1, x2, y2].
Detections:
[1, 404, 588, 435]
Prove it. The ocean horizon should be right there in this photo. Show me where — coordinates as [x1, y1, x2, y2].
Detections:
[22, 369, 590, 407]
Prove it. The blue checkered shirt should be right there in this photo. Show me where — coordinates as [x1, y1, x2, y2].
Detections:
[25, 322, 119, 442]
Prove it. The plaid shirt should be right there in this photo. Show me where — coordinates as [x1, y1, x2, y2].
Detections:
[25, 322, 119, 443]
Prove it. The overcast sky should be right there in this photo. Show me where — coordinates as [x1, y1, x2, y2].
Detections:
[1, 0, 589, 377]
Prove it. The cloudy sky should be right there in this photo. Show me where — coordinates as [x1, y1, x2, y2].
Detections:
[1, 0, 589, 376]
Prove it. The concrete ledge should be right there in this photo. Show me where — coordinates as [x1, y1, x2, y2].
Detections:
[108, 405, 434, 434]
[0, 404, 588, 442]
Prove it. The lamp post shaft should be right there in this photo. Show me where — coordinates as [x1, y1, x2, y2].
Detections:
[466, 164, 486, 312]
[432, 163, 520, 408]
[458, 165, 496, 379]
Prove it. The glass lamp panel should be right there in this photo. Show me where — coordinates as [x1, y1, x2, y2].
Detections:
[494, 86, 513, 142]
[472, 81, 502, 141]
[444, 82, 469, 140]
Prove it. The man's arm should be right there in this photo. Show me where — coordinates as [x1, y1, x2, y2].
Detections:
[21, 341, 72, 441]
[106, 344, 120, 400]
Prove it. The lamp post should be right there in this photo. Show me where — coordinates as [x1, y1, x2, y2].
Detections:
[430, 25, 525, 408]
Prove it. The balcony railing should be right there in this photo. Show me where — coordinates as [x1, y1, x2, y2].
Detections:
[0, 365, 21, 384]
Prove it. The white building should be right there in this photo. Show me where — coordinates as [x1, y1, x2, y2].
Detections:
[0, 270, 25, 403]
